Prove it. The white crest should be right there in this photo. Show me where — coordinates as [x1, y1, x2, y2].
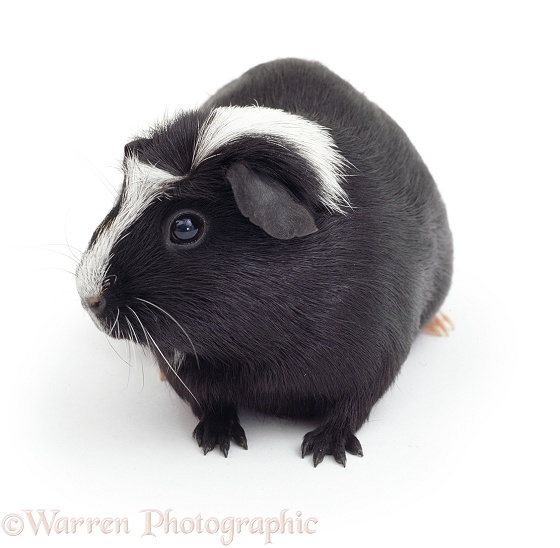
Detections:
[76, 155, 181, 301]
[192, 106, 350, 212]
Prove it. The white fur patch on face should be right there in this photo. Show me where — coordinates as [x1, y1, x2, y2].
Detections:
[77, 106, 350, 306]
[76, 155, 182, 301]
[192, 106, 350, 213]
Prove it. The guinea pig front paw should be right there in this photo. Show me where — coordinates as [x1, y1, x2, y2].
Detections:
[192, 412, 248, 458]
[301, 427, 363, 468]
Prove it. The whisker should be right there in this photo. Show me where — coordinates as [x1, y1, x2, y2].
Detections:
[125, 311, 147, 356]
[64, 210, 82, 263]
[105, 334, 133, 369]
[27, 245, 81, 265]
[40, 266, 77, 276]
[102, 308, 133, 369]
[124, 314, 144, 391]
[126, 338, 134, 386]
[108, 309, 120, 337]
[126, 306, 154, 392]
[126, 305, 200, 406]
[35, 243, 83, 253]
[79, 153, 119, 198]
[136, 297, 200, 370]
[124, 314, 140, 347]
[122, 317, 133, 390]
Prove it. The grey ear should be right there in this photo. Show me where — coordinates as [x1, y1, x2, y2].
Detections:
[124, 138, 152, 157]
[226, 163, 318, 240]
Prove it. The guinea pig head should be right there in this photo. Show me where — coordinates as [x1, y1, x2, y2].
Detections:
[75, 106, 350, 360]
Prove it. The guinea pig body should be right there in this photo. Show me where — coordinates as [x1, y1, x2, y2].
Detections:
[76, 59, 452, 466]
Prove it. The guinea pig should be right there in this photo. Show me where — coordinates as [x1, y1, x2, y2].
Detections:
[76, 58, 453, 467]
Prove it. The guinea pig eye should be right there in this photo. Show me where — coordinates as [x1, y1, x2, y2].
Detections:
[170, 213, 205, 245]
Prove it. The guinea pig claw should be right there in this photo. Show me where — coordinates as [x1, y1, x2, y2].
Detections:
[421, 311, 454, 337]
[219, 439, 230, 458]
[193, 413, 247, 457]
[345, 434, 364, 457]
[231, 423, 248, 450]
[333, 447, 347, 468]
[301, 428, 362, 467]
[313, 451, 326, 468]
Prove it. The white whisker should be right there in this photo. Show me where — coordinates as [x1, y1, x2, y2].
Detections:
[126, 305, 200, 406]
[108, 309, 120, 337]
[136, 297, 200, 370]
[35, 243, 84, 254]
[105, 334, 132, 369]
[124, 314, 144, 390]
[124, 314, 140, 347]
[79, 153, 119, 198]
[64, 211, 82, 263]
[42, 266, 76, 276]
[122, 316, 134, 390]
[29, 245, 81, 265]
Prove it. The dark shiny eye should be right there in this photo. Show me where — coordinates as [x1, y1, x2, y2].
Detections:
[170, 213, 205, 245]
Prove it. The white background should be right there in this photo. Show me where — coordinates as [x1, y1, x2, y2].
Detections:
[1, 1, 558, 546]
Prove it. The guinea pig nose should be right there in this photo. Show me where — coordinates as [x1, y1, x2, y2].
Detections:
[85, 295, 107, 315]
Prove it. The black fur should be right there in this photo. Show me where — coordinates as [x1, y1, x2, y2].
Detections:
[80, 59, 453, 466]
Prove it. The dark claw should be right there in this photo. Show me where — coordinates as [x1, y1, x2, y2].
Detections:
[301, 427, 362, 467]
[192, 422, 205, 447]
[312, 448, 326, 467]
[301, 434, 312, 458]
[345, 434, 364, 457]
[192, 414, 247, 457]
[332, 443, 347, 467]
[232, 422, 248, 450]
[219, 437, 230, 458]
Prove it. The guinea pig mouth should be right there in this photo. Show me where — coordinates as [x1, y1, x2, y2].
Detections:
[78, 292, 124, 339]
[82, 302, 114, 336]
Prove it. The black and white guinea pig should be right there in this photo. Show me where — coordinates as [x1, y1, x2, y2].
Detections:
[76, 58, 453, 467]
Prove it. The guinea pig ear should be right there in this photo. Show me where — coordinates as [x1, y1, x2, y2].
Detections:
[226, 163, 318, 240]
[124, 137, 152, 157]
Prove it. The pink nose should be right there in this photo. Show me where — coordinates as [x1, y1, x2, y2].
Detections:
[85, 295, 106, 315]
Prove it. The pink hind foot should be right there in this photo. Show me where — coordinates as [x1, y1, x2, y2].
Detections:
[421, 311, 454, 336]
